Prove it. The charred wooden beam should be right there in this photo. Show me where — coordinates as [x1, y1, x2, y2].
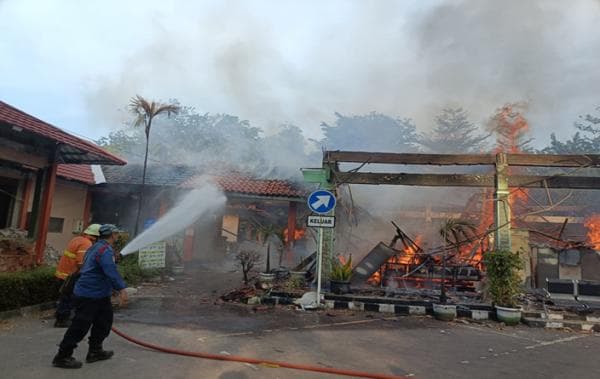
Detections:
[506, 154, 600, 167]
[324, 151, 600, 168]
[325, 151, 495, 166]
[334, 172, 600, 189]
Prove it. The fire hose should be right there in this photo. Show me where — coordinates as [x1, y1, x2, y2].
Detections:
[111, 326, 407, 379]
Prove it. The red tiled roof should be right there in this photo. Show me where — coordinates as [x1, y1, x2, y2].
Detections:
[182, 174, 306, 199]
[0, 101, 126, 165]
[57, 164, 95, 185]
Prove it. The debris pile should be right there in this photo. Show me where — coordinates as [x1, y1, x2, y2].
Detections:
[43, 245, 61, 265]
[0, 228, 34, 255]
[220, 286, 257, 303]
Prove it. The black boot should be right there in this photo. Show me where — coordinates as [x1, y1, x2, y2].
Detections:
[86, 345, 114, 363]
[52, 350, 82, 369]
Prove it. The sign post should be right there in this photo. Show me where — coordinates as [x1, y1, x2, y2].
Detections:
[307, 190, 336, 307]
[138, 241, 167, 269]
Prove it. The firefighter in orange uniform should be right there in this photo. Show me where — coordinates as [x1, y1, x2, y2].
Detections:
[54, 224, 101, 327]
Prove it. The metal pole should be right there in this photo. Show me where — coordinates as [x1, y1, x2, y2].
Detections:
[316, 227, 324, 307]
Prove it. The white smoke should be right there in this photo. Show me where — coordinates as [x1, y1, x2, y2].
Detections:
[120, 181, 226, 255]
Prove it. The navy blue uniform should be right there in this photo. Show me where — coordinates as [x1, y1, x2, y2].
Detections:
[58, 239, 127, 355]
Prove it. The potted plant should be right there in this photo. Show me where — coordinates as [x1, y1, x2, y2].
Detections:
[483, 250, 523, 325]
[330, 256, 352, 294]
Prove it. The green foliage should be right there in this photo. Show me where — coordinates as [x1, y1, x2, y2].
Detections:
[483, 250, 523, 308]
[420, 108, 490, 153]
[321, 112, 419, 152]
[113, 232, 130, 254]
[0, 266, 60, 312]
[117, 253, 161, 285]
[330, 257, 352, 282]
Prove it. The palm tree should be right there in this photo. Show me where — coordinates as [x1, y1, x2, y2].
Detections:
[438, 219, 477, 303]
[129, 95, 180, 235]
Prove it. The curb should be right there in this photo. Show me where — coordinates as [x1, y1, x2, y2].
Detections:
[522, 317, 600, 332]
[322, 299, 492, 320]
[0, 301, 56, 320]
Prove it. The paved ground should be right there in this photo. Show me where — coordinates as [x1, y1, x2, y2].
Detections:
[1, 268, 599, 379]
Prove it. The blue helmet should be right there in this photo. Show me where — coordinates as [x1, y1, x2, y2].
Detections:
[99, 224, 120, 237]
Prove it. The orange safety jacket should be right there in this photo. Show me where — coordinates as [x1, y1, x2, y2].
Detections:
[55, 236, 94, 280]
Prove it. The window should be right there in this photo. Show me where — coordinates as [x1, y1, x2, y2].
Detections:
[48, 217, 64, 233]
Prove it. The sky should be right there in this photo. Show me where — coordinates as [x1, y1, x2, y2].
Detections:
[1, 0, 600, 147]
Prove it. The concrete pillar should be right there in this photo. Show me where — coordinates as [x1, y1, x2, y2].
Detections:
[18, 174, 33, 230]
[82, 189, 92, 227]
[183, 227, 195, 262]
[35, 163, 58, 263]
[511, 228, 531, 286]
[286, 201, 297, 249]
[494, 153, 511, 251]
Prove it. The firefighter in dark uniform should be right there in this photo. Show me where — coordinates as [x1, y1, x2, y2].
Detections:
[52, 224, 128, 369]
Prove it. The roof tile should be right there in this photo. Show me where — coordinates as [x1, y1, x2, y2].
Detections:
[0, 101, 125, 165]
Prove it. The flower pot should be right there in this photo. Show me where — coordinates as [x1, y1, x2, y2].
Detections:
[259, 273, 275, 283]
[495, 305, 522, 325]
[330, 280, 351, 294]
[433, 304, 457, 321]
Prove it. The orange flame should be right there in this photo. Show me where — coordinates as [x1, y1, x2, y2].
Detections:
[492, 104, 529, 154]
[367, 236, 423, 285]
[585, 215, 600, 250]
[283, 228, 306, 243]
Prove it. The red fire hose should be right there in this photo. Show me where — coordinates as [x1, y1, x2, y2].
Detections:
[111, 326, 407, 379]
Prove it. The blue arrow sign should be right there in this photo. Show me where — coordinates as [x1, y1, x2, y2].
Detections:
[307, 190, 336, 214]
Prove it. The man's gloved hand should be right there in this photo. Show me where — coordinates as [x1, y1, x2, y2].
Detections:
[119, 289, 129, 307]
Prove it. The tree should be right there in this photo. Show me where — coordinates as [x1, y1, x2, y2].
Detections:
[321, 112, 419, 152]
[129, 95, 180, 235]
[542, 106, 600, 154]
[420, 108, 489, 153]
[236, 250, 261, 284]
[258, 224, 285, 272]
[97, 129, 146, 158]
[541, 132, 596, 154]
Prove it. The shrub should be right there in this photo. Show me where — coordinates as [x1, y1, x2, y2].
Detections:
[483, 250, 523, 308]
[117, 253, 161, 285]
[236, 250, 261, 284]
[0, 266, 60, 312]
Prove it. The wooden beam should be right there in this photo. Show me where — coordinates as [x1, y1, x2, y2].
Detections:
[324, 151, 600, 168]
[325, 151, 495, 166]
[507, 154, 600, 167]
[334, 172, 600, 189]
[335, 172, 494, 187]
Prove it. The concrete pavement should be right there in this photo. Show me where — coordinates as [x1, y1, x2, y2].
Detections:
[1, 298, 599, 379]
